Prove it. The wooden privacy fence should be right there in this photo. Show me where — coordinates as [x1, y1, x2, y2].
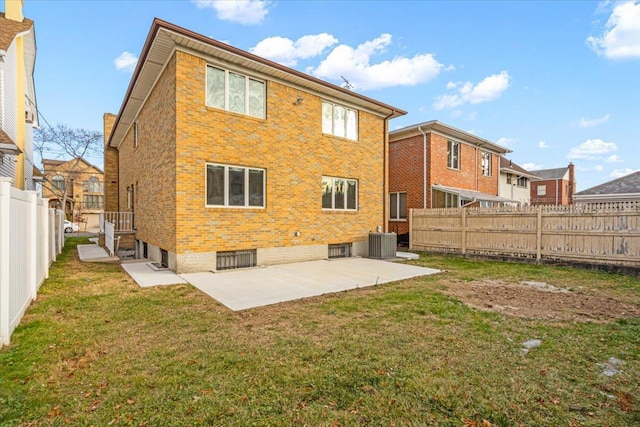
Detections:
[0, 177, 63, 346]
[410, 204, 640, 268]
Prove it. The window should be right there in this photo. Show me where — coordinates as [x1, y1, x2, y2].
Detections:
[537, 185, 547, 196]
[133, 121, 139, 148]
[322, 101, 358, 140]
[389, 192, 407, 220]
[322, 176, 358, 211]
[83, 176, 103, 193]
[432, 189, 459, 208]
[83, 194, 103, 210]
[447, 140, 460, 169]
[206, 163, 265, 208]
[516, 176, 527, 188]
[52, 175, 65, 191]
[206, 66, 265, 119]
[481, 151, 491, 176]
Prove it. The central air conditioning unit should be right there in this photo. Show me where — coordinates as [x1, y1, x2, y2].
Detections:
[369, 232, 397, 259]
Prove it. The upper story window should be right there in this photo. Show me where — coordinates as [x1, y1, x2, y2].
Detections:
[516, 176, 527, 188]
[133, 121, 139, 148]
[83, 176, 103, 193]
[389, 192, 407, 220]
[537, 185, 547, 196]
[52, 175, 65, 191]
[206, 66, 265, 119]
[322, 176, 358, 211]
[447, 140, 460, 169]
[481, 151, 491, 176]
[206, 163, 265, 208]
[322, 101, 358, 140]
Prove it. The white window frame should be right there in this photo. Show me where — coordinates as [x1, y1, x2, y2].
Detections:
[537, 185, 547, 196]
[516, 176, 527, 188]
[481, 151, 491, 176]
[206, 65, 266, 119]
[322, 101, 358, 141]
[322, 176, 358, 211]
[205, 162, 266, 208]
[447, 140, 460, 170]
[389, 192, 407, 220]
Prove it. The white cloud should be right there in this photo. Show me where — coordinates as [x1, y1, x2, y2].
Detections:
[497, 137, 517, 147]
[433, 71, 510, 110]
[594, 165, 605, 172]
[606, 154, 624, 162]
[567, 138, 618, 160]
[192, 0, 269, 25]
[522, 162, 543, 171]
[587, 1, 640, 59]
[451, 110, 464, 118]
[309, 34, 445, 90]
[577, 113, 611, 127]
[114, 51, 138, 72]
[250, 33, 338, 67]
[538, 141, 548, 149]
[610, 168, 638, 178]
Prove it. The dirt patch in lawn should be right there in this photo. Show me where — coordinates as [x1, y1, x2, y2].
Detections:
[441, 279, 640, 322]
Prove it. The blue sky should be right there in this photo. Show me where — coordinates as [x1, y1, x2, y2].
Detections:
[11, 0, 640, 191]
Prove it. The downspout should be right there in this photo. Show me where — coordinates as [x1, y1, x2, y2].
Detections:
[418, 126, 427, 208]
[383, 110, 395, 233]
[475, 146, 479, 191]
[555, 178, 559, 205]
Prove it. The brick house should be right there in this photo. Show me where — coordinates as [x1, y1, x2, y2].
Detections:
[104, 18, 406, 273]
[0, 0, 39, 190]
[41, 157, 104, 230]
[388, 121, 511, 237]
[529, 163, 576, 206]
[498, 157, 539, 205]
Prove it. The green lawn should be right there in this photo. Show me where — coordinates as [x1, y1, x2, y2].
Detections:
[1, 238, 638, 426]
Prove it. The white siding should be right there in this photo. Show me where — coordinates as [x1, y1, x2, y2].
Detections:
[2, 41, 18, 144]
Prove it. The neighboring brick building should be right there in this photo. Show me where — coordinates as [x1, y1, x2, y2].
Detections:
[41, 157, 104, 230]
[529, 163, 576, 206]
[104, 19, 405, 273]
[498, 157, 539, 205]
[388, 121, 511, 237]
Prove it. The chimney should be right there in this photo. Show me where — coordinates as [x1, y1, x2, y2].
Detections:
[5, 0, 24, 22]
[568, 162, 575, 204]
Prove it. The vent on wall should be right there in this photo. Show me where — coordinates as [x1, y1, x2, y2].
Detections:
[328, 243, 352, 259]
[369, 232, 397, 259]
[217, 249, 257, 271]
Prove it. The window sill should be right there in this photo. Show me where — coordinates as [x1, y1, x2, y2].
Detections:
[447, 167, 460, 171]
[205, 106, 266, 122]
[205, 205, 266, 210]
[389, 219, 407, 222]
[322, 209, 358, 213]
[321, 132, 358, 142]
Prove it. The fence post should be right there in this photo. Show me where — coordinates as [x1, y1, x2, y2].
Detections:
[40, 199, 50, 279]
[0, 178, 13, 345]
[461, 208, 467, 255]
[409, 208, 413, 250]
[27, 192, 37, 299]
[536, 206, 542, 263]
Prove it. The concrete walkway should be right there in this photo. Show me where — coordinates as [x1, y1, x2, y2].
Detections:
[77, 244, 119, 262]
[121, 262, 188, 287]
[181, 258, 439, 311]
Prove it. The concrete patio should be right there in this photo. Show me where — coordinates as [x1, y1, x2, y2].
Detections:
[78, 244, 439, 311]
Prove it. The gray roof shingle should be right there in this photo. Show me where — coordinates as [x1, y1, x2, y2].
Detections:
[575, 171, 640, 196]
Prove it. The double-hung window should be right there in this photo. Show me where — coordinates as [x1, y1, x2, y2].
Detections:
[389, 192, 407, 220]
[447, 140, 460, 169]
[206, 163, 265, 208]
[206, 66, 266, 119]
[322, 101, 358, 140]
[481, 151, 491, 176]
[322, 176, 357, 211]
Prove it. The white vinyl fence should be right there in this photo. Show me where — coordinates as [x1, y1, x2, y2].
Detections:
[0, 177, 63, 346]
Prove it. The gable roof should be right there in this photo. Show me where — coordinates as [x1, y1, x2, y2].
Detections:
[0, 12, 33, 51]
[108, 18, 407, 148]
[42, 157, 104, 174]
[575, 171, 640, 196]
[389, 120, 512, 155]
[499, 157, 539, 179]
[528, 166, 568, 180]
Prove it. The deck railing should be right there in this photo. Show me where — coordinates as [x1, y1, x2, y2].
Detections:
[99, 212, 134, 233]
